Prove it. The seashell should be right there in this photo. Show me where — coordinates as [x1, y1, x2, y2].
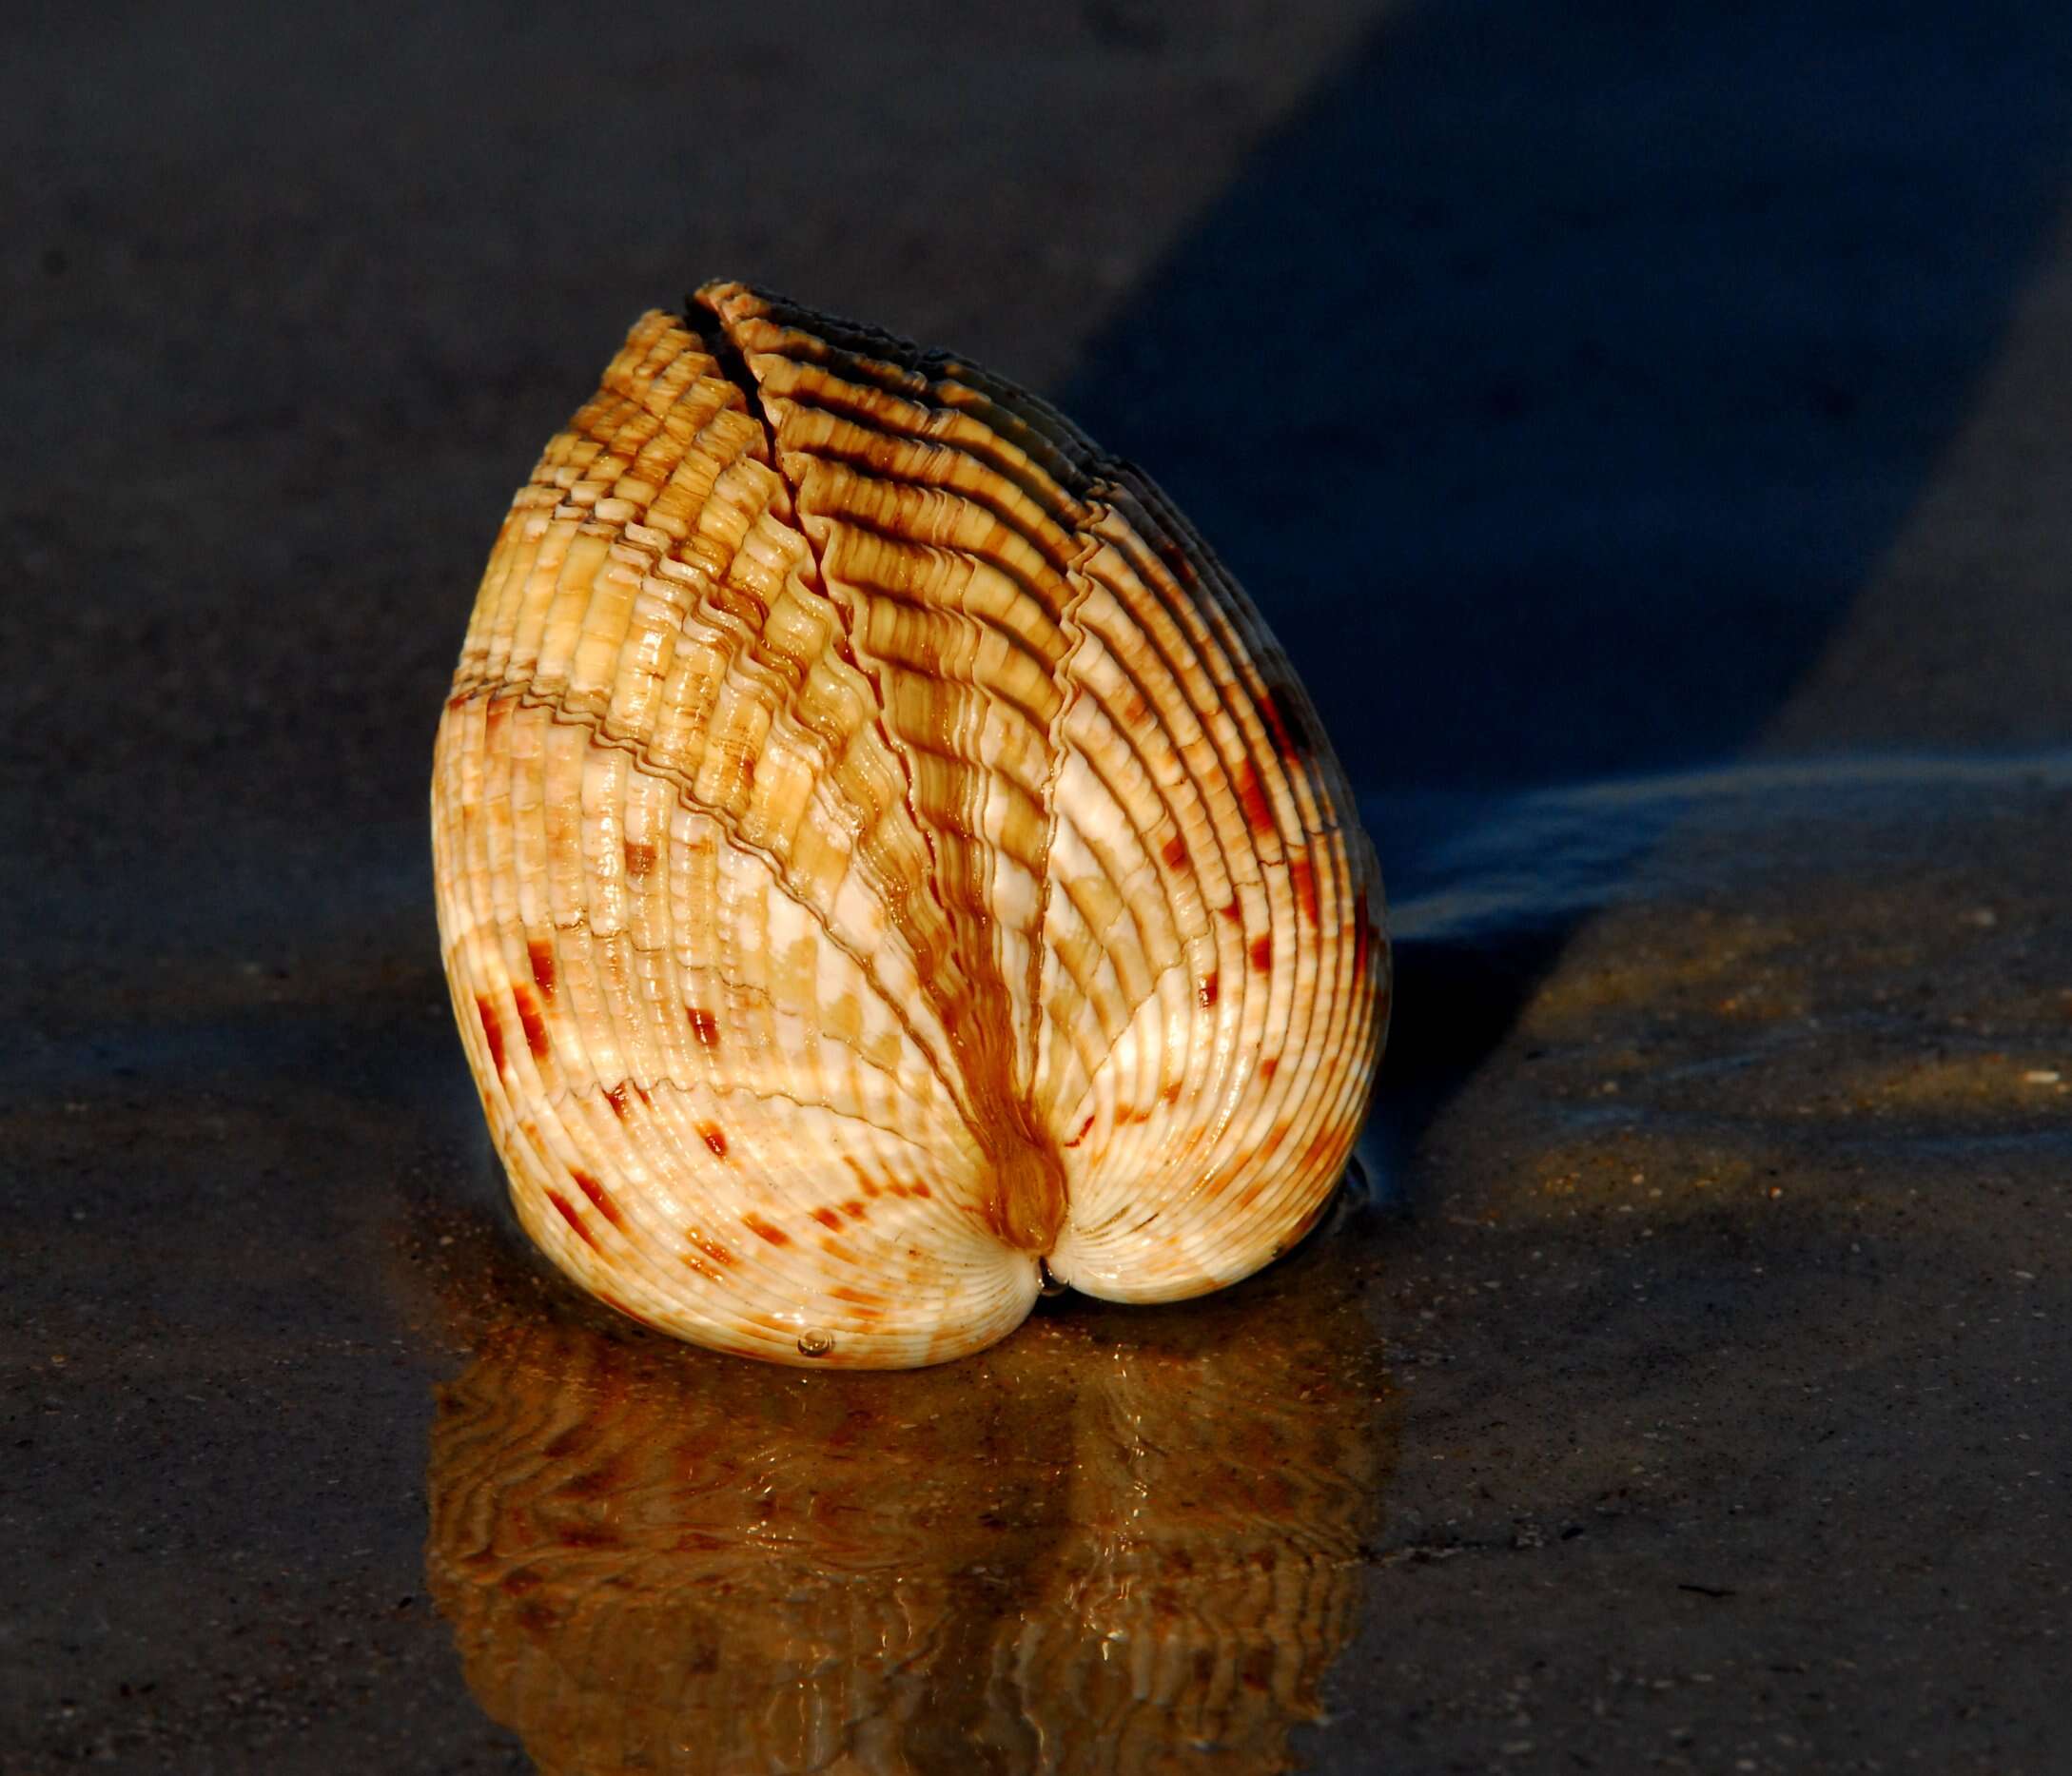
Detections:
[431, 280, 1390, 1367]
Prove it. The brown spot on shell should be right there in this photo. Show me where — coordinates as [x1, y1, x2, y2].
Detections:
[476, 996, 507, 1074]
[1288, 855, 1319, 925]
[811, 1206, 842, 1231]
[743, 1212, 790, 1246]
[699, 1123, 729, 1160]
[686, 1006, 719, 1049]
[840, 1199, 868, 1220]
[514, 985, 550, 1060]
[1198, 971, 1220, 1009]
[1261, 1058, 1279, 1081]
[623, 839, 657, 878]
[545, 1190, 599, 1251]
[684, 1231, 735, 1269]
[1250, 932, 1273, 972]
[1217, 898, 1243, 925]
[1235, 760, 1275, 838]
[1160, 833, 1188, 870]
[1153, 531, 1201, 587]
[1065, 1112, 1097, 1148]
[1259, 687, 1312, 760]
[603, 1083, 631, 1119]
[571, 1169, 625, 1230]
[528, 939, 557, 1001]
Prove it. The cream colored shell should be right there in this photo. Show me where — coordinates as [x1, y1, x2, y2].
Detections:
[431, 281, 1389, 1367]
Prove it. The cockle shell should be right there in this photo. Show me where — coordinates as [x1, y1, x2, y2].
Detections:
[431, 280, 1389, 1367]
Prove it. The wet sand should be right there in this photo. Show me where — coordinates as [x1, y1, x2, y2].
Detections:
[7, 2, 2072, 1771]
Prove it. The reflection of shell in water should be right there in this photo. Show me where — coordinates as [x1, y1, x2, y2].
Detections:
[424, 1252, 1385, 1774]
[995, 1340, 1374, 1771]
[430, 282, 1389, 1366]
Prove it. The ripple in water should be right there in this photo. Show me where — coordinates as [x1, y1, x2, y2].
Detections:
[423, 1220, 1390, 1775]
[1372, 747, 2072, 945]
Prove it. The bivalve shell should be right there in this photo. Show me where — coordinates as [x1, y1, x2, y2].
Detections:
[431, 281, 1389, 1366]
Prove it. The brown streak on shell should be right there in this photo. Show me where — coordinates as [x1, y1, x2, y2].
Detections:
[685, 1231, 735, 1270]
[546, 1191, 599, 1251]
[1258, 684, 1313, 761]
[571, 1170, 624, 1231]
[475, 996, 506, 1076]
[513, 986, 550, 1061]
[1288, 854, 1319, 926]
[742, 1212, 790, 1247]
[527, 939, 557, 1001]
[1234, 759, 1276, 839]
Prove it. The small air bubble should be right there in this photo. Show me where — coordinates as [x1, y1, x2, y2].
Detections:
[1038, 1258, 1068, 1298]
[796, 1329, 834, 1357]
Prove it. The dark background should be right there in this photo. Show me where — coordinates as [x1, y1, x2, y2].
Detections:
[8, 2, 2072, 1770]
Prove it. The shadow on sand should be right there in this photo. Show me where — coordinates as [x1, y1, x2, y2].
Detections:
[1060, 0, 2072, 1162]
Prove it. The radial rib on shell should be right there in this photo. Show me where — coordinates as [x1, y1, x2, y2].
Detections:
[431, 281, 1390, 1367]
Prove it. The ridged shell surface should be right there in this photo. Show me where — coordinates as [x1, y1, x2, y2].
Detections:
[431, 281, 1389, 1367]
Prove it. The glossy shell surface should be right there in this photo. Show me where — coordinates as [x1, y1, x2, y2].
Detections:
[431, 281, 1389, 1366]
